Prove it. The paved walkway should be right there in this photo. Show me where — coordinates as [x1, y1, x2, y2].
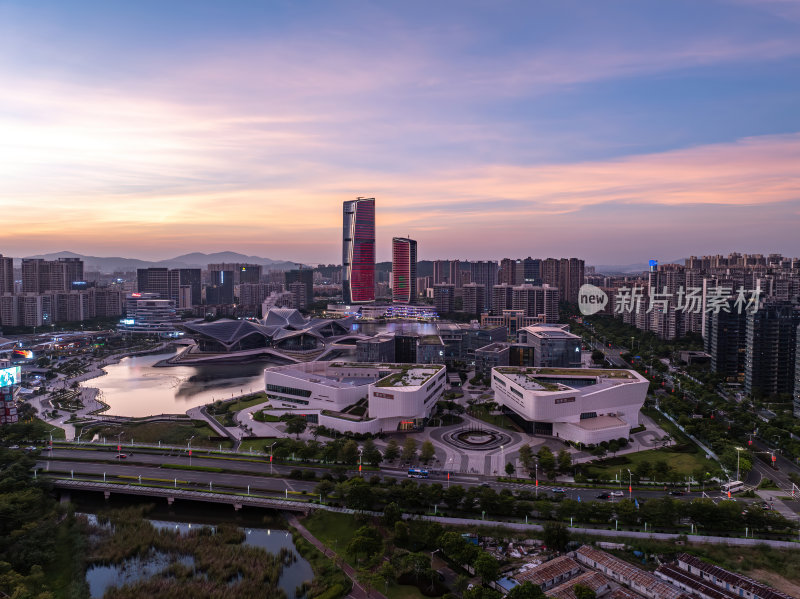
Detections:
[287, 514, 387, 599]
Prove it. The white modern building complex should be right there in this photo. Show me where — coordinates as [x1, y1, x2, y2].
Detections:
[262, 361, 446, 434]
[491, 366, 648, 444]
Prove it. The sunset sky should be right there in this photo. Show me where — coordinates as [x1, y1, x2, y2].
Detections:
[2, 0, 800, 264]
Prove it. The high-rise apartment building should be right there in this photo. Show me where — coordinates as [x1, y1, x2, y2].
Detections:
[0, 255, 13, 294]
[392, 237, 417, 304]
[448, 260, 462, 288]
[285, 268, 314, 308]
[208, 263, 262, 285]
[137, 268, 170, 298]
[744, 301, 800, 398]
[492, 283, 513, 315]
[794, 326, 800, 417]
[342, 197, 375, 304]
[433, 284, 455, 314]
[498, 258, 520, 285]
[469, 261, 498, 312]
[138, 267, 200, 308]
[512, 284, 559, 323]
[22, 258, 84, 293]
[705, 301, 747, 381]
[432, 260, 449, 285]
[462, 282, 486, 316]
[522, 257, 542, 285]
[558, 257, 585, 305]
[206, 269, 234, 304]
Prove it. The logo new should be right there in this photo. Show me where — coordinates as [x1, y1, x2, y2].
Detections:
[578, 284, 608, 316]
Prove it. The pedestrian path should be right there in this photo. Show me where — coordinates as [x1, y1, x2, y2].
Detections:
[287, 514, 386, 599]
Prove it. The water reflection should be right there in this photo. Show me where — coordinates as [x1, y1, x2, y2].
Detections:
[84, 517, 313, 599]
[81, 350, 270, 417]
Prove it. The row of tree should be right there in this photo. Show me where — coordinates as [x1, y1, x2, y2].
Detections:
[313, 476, 798, 534]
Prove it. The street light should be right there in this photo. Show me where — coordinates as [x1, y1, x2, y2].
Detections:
[735, 446, 744, 483]
[268, 442, 276, 474]
[627, 469, 632, 500]
[188, 436, 196, 467]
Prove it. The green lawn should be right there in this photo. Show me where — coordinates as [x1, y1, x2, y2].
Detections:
[641, 406, 691, 443]
[34, 418, 67, 439]
[583, 446, 720, 480]
[237, 438, 277, 453]
[227, 393, 269, 412]
[468, 408, 518, 431]
[302, 511, 359, 558]
[86, 420, 233, 448]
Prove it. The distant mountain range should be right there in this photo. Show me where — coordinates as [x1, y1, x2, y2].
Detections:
[16, 251, 304, 273]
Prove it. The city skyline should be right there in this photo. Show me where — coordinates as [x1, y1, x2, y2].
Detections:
[2, 1, 800, 262]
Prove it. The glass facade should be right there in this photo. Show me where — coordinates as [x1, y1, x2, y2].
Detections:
[392, 237, 417, 304]
[342, 197, 375, 303]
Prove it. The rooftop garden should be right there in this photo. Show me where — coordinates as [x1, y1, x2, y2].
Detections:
[375, 366, 440, 387]
[496, 366, 633, 379]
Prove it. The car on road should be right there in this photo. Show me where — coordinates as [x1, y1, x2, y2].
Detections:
[24, 446, 38, 452]
[610, 491, 624, 497]
[552, 488, 566, 494]
[115, 454, 128, 459]
[480, 482, 491, 488]
[596, 493, 610, 499]
[669, 490, 685, 496]
[8, 445, 19, 449]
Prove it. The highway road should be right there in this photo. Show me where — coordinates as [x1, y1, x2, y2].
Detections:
[36, 446, 740, 504]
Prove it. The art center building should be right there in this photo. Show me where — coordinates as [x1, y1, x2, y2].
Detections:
[491, 366, 648, 444]
[262, 361, 446, 434]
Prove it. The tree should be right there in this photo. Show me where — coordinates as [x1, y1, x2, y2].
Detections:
[384, 438, 400, 462]
[573, 584, 597, 599]
[314, 479, 335, 501]
[557, 449, 572, 473]
[505, 462, 515, 476]
[519, 443, 533, 471]
[285, 416, 307, 439]
[443, 485, 466, 511]
[361, 438, 382, 466]
[537, 446, 556, 477]
[543, 521, 570, 552]
[420, 440, 436, 464]
[591, 349, 605, 364]
[507, 581, 547, 599]
[401, 437, 418, 463]
[347, 525, 383, 561]
[383, 502, 402, 527]
[339, 439, 359, 465]
[474, 552, 500, 584]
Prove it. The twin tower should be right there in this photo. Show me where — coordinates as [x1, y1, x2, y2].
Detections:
[342, 197, 417, 305]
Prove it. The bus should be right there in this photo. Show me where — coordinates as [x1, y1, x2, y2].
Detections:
[722, 480, 745, 494]
[408, 468, 429, 479]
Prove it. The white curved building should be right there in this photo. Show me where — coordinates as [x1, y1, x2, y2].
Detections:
[491, 367, 648, 444]
[263, 361, 446, 434]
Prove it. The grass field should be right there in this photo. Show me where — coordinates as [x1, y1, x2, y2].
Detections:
[226, 393, 269, 412]
[641, 406, 690, 443]
[85, 420, 233, 448]
[583, 446, 720, 480]
[34, 417, 67, 439]
[302, 511, 359, 564]
[236, 438, 278, 453]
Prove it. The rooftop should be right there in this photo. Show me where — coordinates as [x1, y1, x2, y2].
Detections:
[376, 366, 442, 388]
[514, 555, 580, 584]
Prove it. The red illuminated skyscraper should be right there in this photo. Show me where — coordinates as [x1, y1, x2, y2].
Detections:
[342, 197, 376, 303]
[392, 237, 417, 304]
